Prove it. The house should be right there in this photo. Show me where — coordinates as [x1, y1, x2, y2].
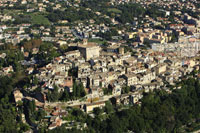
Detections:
[143, 82, 162, 92]
[125, 32, 137, 39]
[129, 92, 143, 104]
[57, 40, 67, 46]
[89, 86, 104, 98]
[188, 58, 197, 67]
[48, 116, 62, 130]
[32, 48, 39, 54]
[78, 39, 100, 61]
[83, 101, 105, 113]
[63, 76, 73, 92]
[124, 74, 138, 86]
[139, 71, 156, 84]
[111, 83, 121, 96]
[13, 90, 23, 103]
[26, 67, 34, 74]
[65, 50, 80, 58]
[124, 57, 137, 66]
[155, 64, 167, 75]
[3, 65, 13, 75]
[0, 53, 6, 58]
[51, 107, 68, 117]
[92, 76, 100, 87]
[113, 94, 130, 105]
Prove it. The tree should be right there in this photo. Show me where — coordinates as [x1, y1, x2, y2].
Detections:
[47, 85, 60, 102]
[35, 109, 46, 121]
[28, 100, 36, 113]
[93, 107, 103, 116]
[170, 31, 178, 43]
[104, 101, 114, 114]
[72, 81, 86, 99]
[80, 83, 86, 97]
[47, 13, 60, 22]
[60, 90, 70, 101]
[0, 101, 18, 132]
[19, 123, 30, 132]
[72, 81, 77, 98]
[122, 86, 130, 94]
[143, 40, 151, 48]
[33, 77, 38, 85]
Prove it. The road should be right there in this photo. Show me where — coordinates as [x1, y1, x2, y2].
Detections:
[45, 94, 115, 108]
[44, 91, 144, 109]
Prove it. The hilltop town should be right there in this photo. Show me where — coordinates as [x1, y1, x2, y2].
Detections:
[0, 0, 200, 132]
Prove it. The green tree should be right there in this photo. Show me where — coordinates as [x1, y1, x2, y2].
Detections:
[60, 90, 70, 101]
[104, 101, 114, 114]
[33, 77, 38, 85]
[47, 85, 60, 102]
[28, 100, 36, 113]
[93, 107, 103, 116]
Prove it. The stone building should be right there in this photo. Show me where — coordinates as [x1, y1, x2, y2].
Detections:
[78, 39, 100, 61]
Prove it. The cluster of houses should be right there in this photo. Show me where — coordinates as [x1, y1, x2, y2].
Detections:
[13, 89, 69, 130]
[151, 34, 200, 57]
[0, 24, 31, 45]
[0, 0, 199, 47]
[73, 22, 109, 39]
[32, 37, 200, 112]
[0, 0, 200, 131]
[9, 34, 200, 131]
[134, 0, 199, 12]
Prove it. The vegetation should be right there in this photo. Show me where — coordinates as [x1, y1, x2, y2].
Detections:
[0, 44, 24, 71]
[107, 8, 122, 14]
[47, 81, 86, 102]
[0, 0, 199, 132]
[0, 40, 60, 131]
[88, 38, 106, 45]
[14, 13, 50, 26]
[115, 3, 145, 24]
[146, 4, 165, 19]
[21, 39, 42, 51]
[50, 77, 200, 132]
[80, 0, 110, 12]
[14, 14, 31, 24]
[30, 14, 51, 26]
[103, 87, 112, 95]
[47, 7, 96, 23]
[36, 42, 60, 65]
[0, 74, 31, 132]
[47, 85, 60, 102]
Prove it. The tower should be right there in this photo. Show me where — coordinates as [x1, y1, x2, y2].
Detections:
[118, 47, 124, 55]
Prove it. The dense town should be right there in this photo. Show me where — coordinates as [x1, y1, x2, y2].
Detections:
[0, 0, 200, 132]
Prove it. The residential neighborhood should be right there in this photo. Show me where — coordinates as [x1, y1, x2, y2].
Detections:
[0, 0, 200, 132]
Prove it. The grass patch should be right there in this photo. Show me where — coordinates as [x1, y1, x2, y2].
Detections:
[30, 13, 50, 26]
[88, 38, 106, 44]
[3, 9, 22, 15]
[107, 8, 122, 14]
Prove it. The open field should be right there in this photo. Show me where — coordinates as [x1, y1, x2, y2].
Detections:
[107, 8, 122, 14]
[29, 13, 51, 26]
